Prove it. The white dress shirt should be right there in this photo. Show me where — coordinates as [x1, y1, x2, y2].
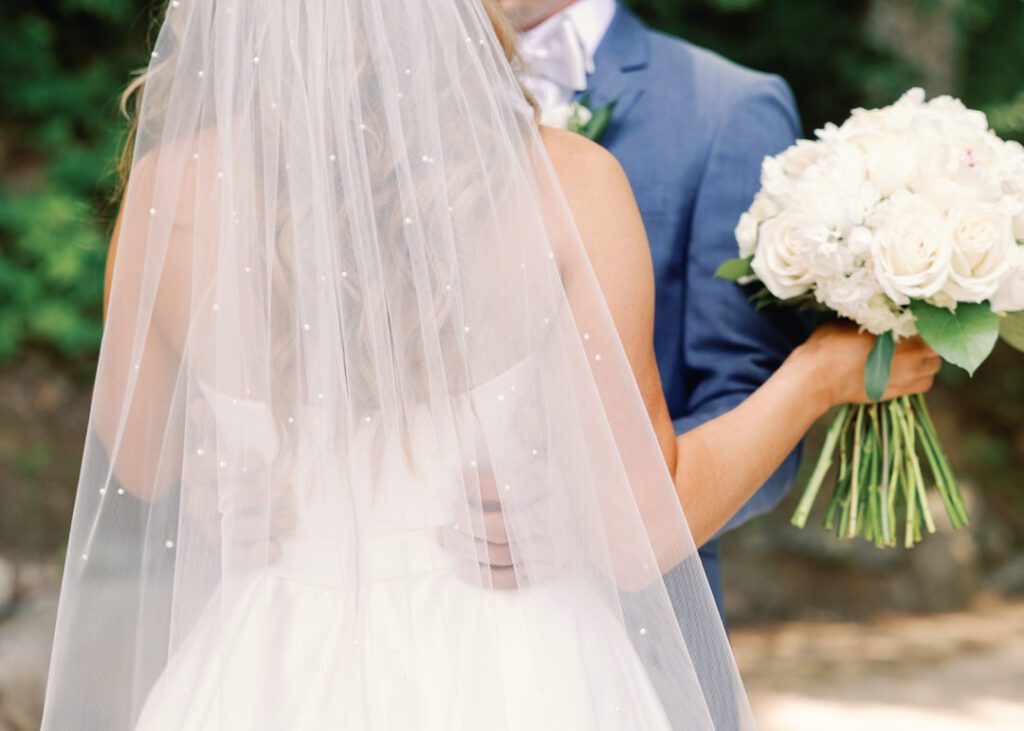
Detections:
[518, 0, 618, 110]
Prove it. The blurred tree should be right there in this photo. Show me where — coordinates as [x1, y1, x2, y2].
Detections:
[0, 0, 1021, 555]
[625, 0, 1024, 140]
[0, 0, 150, 361]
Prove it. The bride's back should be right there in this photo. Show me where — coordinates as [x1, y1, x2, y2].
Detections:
[41, 3, 751, 729]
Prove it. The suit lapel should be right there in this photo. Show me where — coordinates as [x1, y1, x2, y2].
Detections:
[580, 7, 650, 135]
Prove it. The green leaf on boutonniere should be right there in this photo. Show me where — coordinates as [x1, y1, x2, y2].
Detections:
[998, 310, 1024, 352]
[864, 331, 895, 401]
[714, 255, 754, 281]
[579, 100, 617, 143]
[909, 300, 999, 375]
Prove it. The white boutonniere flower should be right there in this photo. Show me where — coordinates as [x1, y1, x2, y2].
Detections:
[541, 95, 617, 143]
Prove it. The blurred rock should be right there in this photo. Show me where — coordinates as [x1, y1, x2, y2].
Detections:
[723, 484, 986, 623]
[0, 558, 14, 620]
[985, 551, 1024, 596]
[15, 562, 60, 599]
[907, 490, 979, 612]
[0, 588, 58, 731]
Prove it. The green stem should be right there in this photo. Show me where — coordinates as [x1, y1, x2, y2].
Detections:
[892, 400, 918, 547]
[916, 418, 962, 529]
[894, 397, 935, 544]
[847, 406, 866, 539]
[878, 404, 892, 545]
[886, 401, 902, 547]
[914, 394, 970, 527]
[792, 405, 850, 529]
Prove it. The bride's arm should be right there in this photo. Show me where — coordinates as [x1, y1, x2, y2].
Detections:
[547, 129, 940, 548]
[97, 148, 203, 502]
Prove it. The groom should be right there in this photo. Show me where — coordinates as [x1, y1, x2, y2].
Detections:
[501, 0, 808, 617]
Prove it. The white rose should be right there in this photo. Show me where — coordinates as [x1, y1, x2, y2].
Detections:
[735, 192, 781, 257]
[735, 213, 758, 258]
[869, 193, 953, 304]
[991, 264, 1024, 313]
[943, 202, 1018, 302]
[734, 215, 762, 259]
[751, 211, 817, 299]
[540, 102, 592, 130]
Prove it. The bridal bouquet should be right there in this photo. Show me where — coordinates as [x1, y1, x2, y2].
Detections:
[718, 88, 1024, 547]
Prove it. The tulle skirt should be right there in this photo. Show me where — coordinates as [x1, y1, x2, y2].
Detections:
[134, 526, 672, 730]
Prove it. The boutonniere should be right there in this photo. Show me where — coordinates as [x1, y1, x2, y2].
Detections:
[541, 94, 617, 143]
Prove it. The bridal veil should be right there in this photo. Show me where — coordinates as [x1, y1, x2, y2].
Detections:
[41, 0, 755, 728]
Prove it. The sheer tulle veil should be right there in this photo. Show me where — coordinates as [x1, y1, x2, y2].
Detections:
[41, 0, 755, 728]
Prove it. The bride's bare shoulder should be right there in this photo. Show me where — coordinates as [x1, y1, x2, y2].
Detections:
[539, 126, 632, 202]
[539, 126, 647, 258]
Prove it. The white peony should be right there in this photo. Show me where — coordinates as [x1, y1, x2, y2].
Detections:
[760, 155, 794, 202]
[778, 139, 831, 177]
[943, 202, 1018, 302]
[750, 211, 817, 299]
[912, 127, 1004, 209]
[852, 129, 920, 196]
[816, 269, 916, 337]
[869, 193, 953, 304]
[847, 224, 874, 258]
[783, 145, 867, 233]
[852, 294, 917, 338]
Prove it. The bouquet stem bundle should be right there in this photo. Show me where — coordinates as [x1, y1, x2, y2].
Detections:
[792, 395, 969, 547]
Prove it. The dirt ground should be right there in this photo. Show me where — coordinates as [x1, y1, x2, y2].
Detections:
[1, 558, 1022, 730]
[734, 597, 1024, 730]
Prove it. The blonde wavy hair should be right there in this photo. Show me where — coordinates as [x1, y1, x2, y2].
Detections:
[114, 0, 534, 473]
[117, 0, 526, 192]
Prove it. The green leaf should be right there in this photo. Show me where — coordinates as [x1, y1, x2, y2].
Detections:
[999, 310, 1024, 352]
[715, 256, 754, 281]
[909, 301, 999, 375]
[864, 331, 895, 401]
[580, 100, 617, 142]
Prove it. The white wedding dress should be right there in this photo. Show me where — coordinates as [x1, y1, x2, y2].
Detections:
[41, 2, 756, 727]
[134, 361, 671, 730]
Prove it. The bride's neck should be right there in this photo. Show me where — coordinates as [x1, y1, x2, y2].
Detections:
[520, 0, 580, 31]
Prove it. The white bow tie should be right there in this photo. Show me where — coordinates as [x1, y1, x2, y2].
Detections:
[519, 16, 593, 109]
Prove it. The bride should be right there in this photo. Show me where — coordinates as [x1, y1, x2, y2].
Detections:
[41, 0, 939, 729]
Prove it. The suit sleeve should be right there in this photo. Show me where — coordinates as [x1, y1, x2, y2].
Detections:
[676, 74, 809, 531]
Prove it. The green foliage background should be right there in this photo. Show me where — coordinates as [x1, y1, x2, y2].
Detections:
[0, 1, 1022, 540]
[4, 0, 1023, 362]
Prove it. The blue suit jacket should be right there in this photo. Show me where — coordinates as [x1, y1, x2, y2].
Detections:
[586, 6, 808, 616]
